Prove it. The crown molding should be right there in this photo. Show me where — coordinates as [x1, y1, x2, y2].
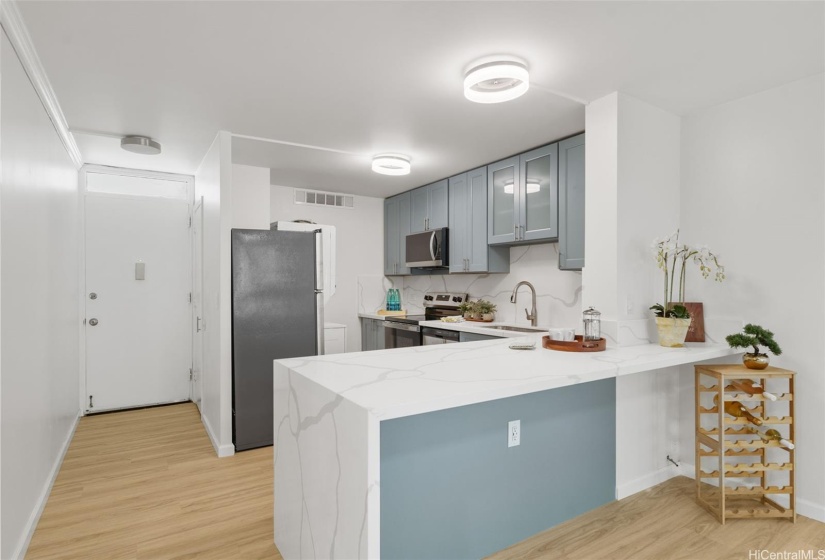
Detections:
[1, 0, 83, 168]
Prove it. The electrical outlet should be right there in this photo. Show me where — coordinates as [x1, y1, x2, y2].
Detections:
[508, 420, 520, 447]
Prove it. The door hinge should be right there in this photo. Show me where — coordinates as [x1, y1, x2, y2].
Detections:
[188, 216, 192, 228]
[189, 368, 193, 381]
[89, 395, 94, 409]
[189, 292, 192, 303]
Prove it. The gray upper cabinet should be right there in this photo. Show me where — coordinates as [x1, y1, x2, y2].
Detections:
[450, 167, 509, 273]
[487, 156, 519, 244]
[384, 192, 411, 275]
[488, 144, 559, 245]
[410, 179, 449, 233]
[520, 143, 559, 242]
[558, 133, 586, 270]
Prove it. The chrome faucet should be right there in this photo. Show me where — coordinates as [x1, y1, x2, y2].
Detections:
[510, 281, 537, 327]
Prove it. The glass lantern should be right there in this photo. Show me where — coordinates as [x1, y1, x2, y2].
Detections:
[583, 307, 601, 346]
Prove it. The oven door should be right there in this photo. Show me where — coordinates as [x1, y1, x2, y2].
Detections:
[383, 320, 421, 349]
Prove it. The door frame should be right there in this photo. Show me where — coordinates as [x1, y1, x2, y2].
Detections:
[78, 164, 195, 415]
[191, 196, 204, 410]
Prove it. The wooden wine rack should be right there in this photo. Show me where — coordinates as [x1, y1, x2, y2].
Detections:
[694, 364, 796, 524]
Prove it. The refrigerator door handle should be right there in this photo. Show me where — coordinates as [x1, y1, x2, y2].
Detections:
[315, 290, 325, 355]
[314, 230, 324, 291]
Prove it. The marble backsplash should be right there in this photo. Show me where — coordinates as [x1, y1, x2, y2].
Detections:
[358, 243, 584, 330]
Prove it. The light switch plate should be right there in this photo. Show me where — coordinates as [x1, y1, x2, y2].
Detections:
[135, 262, 145, 280]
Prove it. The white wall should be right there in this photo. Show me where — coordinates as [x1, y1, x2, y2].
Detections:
[0, 29, 81, 559]
[231, 164, 270, 230]
[270, 186, 385, 352]
[679, 73, 825, 521]
[582, 92, 685, 498]
[582, 93, 619, 320]
[195, 131, 234, 457]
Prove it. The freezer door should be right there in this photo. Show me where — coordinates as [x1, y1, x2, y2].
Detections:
[232, 229, 318, 451]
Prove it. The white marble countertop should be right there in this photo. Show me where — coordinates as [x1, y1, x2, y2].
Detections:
[359, 313, 549, 339]
[275, 337, 738, 421]
[358, 312, 389, 320]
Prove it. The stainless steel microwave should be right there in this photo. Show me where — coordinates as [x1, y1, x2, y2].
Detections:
[405, 228, 449, 268]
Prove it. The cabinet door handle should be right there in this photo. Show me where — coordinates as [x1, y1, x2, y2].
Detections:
[520, 225, 525, 240]
[514, 224, 518, 240]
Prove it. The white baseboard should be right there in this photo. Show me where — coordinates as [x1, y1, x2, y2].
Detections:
[201, 413, 234, 457]
[679, 462, 696, 479]
[617, 465, 680, 500]
[795, 499, 825, 524]
[12, 411, 81, 560]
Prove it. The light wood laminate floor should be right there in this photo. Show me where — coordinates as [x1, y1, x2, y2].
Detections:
[26, 403, 281, 560]
[27, 403, 824, 560]
[490, 476, 825, 560]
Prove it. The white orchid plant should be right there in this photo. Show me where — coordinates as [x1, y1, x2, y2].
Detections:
[650, 230, 725, 319]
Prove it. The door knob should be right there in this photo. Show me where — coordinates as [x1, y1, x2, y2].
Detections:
[89, 318, 99, 326]
[89, 292, 97, 300]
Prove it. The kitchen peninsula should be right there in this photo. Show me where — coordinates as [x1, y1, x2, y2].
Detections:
[273, 335, 737, 559]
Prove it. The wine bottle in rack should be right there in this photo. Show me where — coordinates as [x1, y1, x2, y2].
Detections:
[747, 426, 795, 449]
[713, 394, 764, 426]
[729, 378, 778, 401]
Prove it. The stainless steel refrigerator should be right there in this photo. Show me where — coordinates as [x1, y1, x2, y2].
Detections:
[231, 229, 324, 451]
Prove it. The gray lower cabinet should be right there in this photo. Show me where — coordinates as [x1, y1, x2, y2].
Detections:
[410, 179, 448, 233]
[558, 133, 586, 270]
[449, 167, 509, 274]
[458, 331, 500, 343]
[384, 192, 411, 275]
[361, 318, 386, 351]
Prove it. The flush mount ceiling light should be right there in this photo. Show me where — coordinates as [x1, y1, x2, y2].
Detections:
[464, 56, 529, 104]
[372, 154, 411, 176]
[503, 180, 540, 194]
[121, 136, 162, 155]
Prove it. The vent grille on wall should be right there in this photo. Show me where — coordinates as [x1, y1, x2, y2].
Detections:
[294, 189, 354, 209]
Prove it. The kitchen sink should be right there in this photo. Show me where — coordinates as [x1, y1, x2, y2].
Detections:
[480, 325, 546, 333]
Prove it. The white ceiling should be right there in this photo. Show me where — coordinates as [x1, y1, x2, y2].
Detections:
[19, 1, 824, 198]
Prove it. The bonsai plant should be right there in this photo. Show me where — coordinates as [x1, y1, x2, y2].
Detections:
[476, 300, 497, 322]
[726, 324, 782, 370]
[650, 230, 725, 347]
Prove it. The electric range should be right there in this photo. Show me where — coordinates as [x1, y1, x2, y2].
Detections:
[383, 291, 469, 348]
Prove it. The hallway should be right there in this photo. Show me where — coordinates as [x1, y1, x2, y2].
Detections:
[26, 404, 281, 560]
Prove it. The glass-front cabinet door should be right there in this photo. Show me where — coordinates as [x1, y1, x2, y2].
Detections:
[520, 143, 559, 242]
[487, 156, 519, 244]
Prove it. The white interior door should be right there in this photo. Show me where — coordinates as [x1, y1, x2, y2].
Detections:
[191, 199, 204, 411]
[85, 193, 192, 412]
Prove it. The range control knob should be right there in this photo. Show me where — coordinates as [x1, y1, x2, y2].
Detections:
[424, 295, 433, 301]
[452, 297, 462, 302]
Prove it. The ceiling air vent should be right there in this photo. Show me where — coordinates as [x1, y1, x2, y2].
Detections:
[294, 189, 354, 209]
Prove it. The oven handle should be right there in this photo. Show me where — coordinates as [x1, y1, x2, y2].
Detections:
[383, 321, 421, 333]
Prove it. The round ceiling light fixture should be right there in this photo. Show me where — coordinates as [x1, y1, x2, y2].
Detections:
[372, 154, 411, 176]
[464, 56, 529, 104]
[121, 136, 162, 155]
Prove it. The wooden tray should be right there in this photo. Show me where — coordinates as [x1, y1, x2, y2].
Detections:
[376, 309, 407, 316]
[465, 318, 494, 323]
[542, 335, 606, 352]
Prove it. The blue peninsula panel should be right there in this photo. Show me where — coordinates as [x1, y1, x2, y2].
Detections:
[380, 377, 616, 559]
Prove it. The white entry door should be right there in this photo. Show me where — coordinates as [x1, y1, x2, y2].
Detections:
[85, 193, 192, 412]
